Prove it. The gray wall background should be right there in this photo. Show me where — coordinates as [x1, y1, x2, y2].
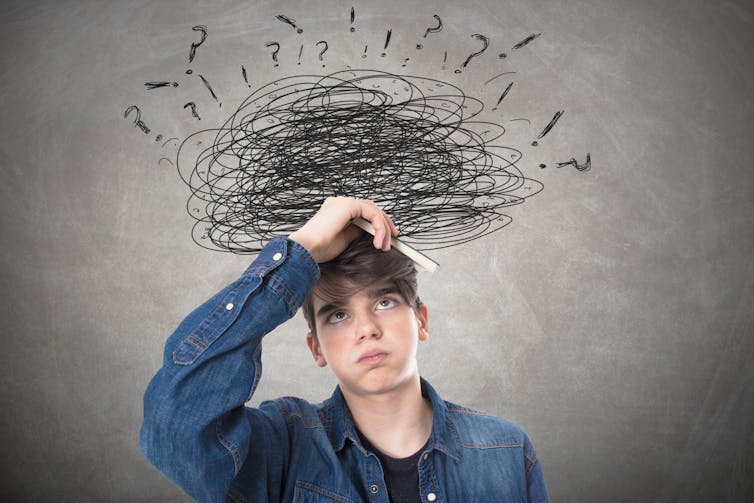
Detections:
[1, 0, 752, 501]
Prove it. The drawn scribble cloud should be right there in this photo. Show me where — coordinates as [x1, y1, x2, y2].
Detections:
[177, 69, 543, 253]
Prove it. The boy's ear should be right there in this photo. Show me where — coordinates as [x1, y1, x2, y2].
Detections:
[417, 304, 429, 341]
[306, 332, 328, 367]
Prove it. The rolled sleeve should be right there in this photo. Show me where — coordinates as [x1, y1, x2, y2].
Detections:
[140, 237, 319, 502]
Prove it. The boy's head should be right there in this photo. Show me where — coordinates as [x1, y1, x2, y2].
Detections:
[302, 232, 422, 338]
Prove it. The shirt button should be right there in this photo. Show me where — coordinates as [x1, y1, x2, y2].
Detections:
[225, 303, 234, 310]
[272, 252, 283, 261]
[370, 485, 379, 494]
[427, 493, 437, 502]
[423, 453, 429, 461]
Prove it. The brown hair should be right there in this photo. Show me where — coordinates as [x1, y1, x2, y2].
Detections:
[302, 233, 421, 336]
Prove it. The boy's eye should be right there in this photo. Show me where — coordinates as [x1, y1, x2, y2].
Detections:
[376, 298, 397, 310]
[327, 311, 348, 324]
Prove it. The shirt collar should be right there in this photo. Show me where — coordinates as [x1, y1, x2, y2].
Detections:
[326, 377, 463, 462]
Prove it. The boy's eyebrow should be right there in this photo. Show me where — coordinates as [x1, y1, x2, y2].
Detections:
[314, 286, 400, 319]
[367, 286, 400, 299]
[316, 300, 345, 320]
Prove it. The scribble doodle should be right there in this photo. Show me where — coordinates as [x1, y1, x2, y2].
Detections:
[456, 34, 489, 73]
[198, 74, 221, 107]
[188, 25, 208, 63]
[316, 41, 329, 65]
[124, 105, 150, 134]
[424, 15, 443, 38]
[145, 81, 178, 90]
[265, 42, 281, 66]
[276, 14, 303, 34]
[492, 82, 513, 111]
[557, 153, 591, 171]
[184, 102, 201, 120]
[512, 32, 541, 50]
[537, 110, 564, 139]
[176, 70, 544, 254]
[417, 14, 443, 49]
[484, 72, 516, 86]
[382, 29, 392, 57]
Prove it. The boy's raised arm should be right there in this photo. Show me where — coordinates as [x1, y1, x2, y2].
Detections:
[139, 197, 394, 501]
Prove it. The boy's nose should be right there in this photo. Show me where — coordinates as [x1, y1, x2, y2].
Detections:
[355, 312, 381, 341]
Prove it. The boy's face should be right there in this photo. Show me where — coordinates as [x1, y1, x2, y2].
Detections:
[306, 280, 429, 398]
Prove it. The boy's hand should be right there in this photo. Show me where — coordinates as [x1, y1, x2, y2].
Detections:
[289, 197, 399, 263]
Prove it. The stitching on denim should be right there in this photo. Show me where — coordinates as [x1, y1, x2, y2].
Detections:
[276, 276, 299, 308]
[427, 461, 443, 503]
[246, 265, 269, 275]
[446, 404, 491, 416]
[267, 274, 297, 314]
[459, 441, 523, 449]
[288, 240, 320, 276]
[281, 410, 321, 429]
[294, 481, 355, 502]
[525, 450, 538, 474]
[186, 335, 207, 350]
[216, 417, 242, 477]
[274, 399, 322, 429]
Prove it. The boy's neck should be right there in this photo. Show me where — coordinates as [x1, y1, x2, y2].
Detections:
[342, 374, 433, 459]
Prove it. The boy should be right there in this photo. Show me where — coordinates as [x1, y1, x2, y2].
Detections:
[140, 196, 549, 502]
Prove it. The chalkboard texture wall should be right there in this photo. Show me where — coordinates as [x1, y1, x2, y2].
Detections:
[1, 0, 752, 501]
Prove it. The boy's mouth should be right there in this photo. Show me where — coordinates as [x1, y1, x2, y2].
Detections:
[357, 349, 389, 364]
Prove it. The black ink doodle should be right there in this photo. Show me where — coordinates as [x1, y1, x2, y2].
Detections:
[124, 105, 150, 134]
[556, 153, 591, 171]
[276, 15, 303, 34]
[537, 110, 564, 139]
[145, 81, 178, 90]
[184, 102, 201, 120]
[492, 82, 513, 111]
[176, 70, 544, 253]
[456, 34, 489, 73]
[188, 25, 208, 64]
[198, 75, 221, 107]
[512, 32, 541, 50]
[382, 29, 392, 57]
[316, 41, 329, 66]
[265, 42, 281, 66]
[417, 14, 442, 50]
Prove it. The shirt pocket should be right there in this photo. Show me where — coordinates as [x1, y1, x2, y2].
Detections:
[293, 481, 358, 503]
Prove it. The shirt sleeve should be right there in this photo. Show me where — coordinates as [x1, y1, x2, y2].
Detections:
[139, 237, 319, 502]
[524, 433, 550, 503]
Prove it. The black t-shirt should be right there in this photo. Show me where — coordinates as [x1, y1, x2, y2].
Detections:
[357, 431, 429, 503]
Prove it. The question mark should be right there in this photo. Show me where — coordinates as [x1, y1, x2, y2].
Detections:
[265, 42, 280, 66]
[188, 25, 208, 64]
[183, 102, 201, 120]
[124, 105, 150, 134]
[316, 41, 328, 67]
[455, 33, 489, 73]
[417, 14, 443, 49]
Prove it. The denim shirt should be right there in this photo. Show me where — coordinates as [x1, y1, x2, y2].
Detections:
[140, 237, 549, 502]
